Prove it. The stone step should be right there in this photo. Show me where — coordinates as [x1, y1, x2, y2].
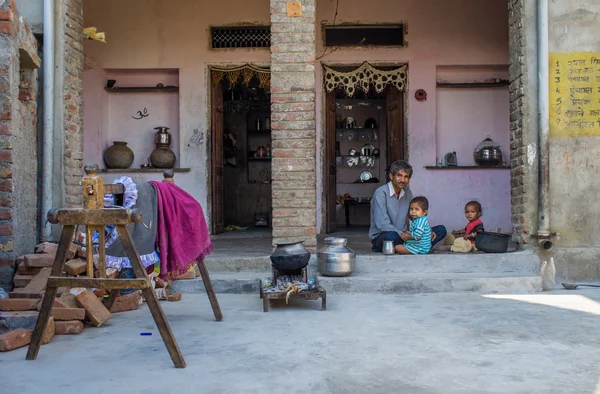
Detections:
[318, 273, 542, 294]
[204, 251, 538, 274]
[354, 250, 539, 275]
[171, 271, 542, 295]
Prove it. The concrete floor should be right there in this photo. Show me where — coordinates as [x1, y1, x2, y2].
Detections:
[210, 227, 518, 257]
[2, 291, 600, 394]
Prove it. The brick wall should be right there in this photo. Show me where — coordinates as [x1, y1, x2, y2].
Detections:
[62, 0, 84, 207]
[508, 0, 538, 247]
[0, 0, 40, 291]
[270, 0, 317, 248]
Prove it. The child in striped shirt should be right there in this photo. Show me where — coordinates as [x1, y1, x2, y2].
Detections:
[395, 196, 432, 255]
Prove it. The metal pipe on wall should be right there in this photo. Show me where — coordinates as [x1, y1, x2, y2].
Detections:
[41, 0, 55, 240]
[537, 0, 552, 251]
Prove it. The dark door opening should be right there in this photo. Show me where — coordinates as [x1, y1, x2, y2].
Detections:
[210, 70, 272, 235]
[325, 83, 405, 234]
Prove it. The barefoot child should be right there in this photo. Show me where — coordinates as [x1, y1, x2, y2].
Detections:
[395, 196, 432, 255]
[445, 201, 484, 252]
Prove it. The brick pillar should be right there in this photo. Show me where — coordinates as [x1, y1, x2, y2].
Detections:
[270, 0, 317, 248]
[61, 0, 84, 207]
[508, 0, 538, 247]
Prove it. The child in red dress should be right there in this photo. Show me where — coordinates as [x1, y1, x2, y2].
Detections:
[445, 201, 484, 253]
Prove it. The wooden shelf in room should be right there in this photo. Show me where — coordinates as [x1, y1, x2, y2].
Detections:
[435, 82, 509, 89]
[104, 87, 179, 93]
[100, 168, 191, 173]
[247, 157, 272, 161]
[425, 166, 510, 170]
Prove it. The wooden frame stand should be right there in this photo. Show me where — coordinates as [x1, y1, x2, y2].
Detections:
[26, 165, 195, 368]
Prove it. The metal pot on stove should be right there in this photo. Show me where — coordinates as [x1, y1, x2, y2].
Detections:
[318, 237, 356, 277]
[473, 137, 503, 166]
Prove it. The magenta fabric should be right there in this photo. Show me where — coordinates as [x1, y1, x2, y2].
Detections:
[149, 181, 213, 279]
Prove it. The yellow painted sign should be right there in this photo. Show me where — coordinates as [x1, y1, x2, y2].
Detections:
[286, 2, 302, 17]
[550, 52, 600, 137]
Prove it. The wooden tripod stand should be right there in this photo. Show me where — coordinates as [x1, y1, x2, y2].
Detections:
[26, 165, 193, 367]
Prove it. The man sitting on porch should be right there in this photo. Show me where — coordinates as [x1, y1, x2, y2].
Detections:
[369, 160, 447, 253]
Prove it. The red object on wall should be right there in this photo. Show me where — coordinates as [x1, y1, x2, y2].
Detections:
[415, 89, 427, 101]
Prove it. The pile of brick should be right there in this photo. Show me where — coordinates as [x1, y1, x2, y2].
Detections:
[0, 241, 165, 352]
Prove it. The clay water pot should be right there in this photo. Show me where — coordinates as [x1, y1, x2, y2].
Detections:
[103, 141, 134, 169]
[270, 241, 311, 272]
[150, 147, 176, 169]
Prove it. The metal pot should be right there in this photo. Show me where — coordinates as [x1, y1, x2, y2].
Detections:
[270, 241, 311, 272]
[474, 137, 503, 166]
[317, 237, 356, 277]
[154, 126, 172, 146]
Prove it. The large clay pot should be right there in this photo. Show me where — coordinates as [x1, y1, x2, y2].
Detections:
[150, 147, 176, 168]
[270, 241, 311, 272]
[103, 141, 134, 169]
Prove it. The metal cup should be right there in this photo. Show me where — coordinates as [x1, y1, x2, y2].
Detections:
[382, 240, 395, 255]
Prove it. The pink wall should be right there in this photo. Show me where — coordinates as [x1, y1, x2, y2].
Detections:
[83, 0, 510, 233]
[315, 0, 511, 233]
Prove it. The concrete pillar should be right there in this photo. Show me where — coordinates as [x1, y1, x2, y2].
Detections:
[269, 0, 317, 248]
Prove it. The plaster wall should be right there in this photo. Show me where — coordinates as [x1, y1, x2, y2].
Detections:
[315, 0, 511, 233]
[83, 0, 510, 234]
[13, 0, 42, 34]
[547, 1, 600, 279]
[83, 0, 271, 218]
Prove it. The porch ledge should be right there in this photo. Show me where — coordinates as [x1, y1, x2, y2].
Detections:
[100, 168, 191, 173]
[424, 166, 510, 170]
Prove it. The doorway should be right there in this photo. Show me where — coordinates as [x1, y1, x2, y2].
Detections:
[210, 65, 272, 235]
[324, 63, 407, 234]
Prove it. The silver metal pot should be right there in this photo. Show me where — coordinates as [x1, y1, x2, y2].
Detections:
[317, 237, 356, 277]
[382, 240, 395, 255]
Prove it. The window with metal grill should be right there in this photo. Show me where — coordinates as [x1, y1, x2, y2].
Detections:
[211, 26, 271, 49]
[324, 24, 405, 47]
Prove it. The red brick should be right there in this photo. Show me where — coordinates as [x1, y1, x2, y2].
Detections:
[0, 195, 11, 207]
[66, 242, 78, 260]
[0, 329, 31, 352]
[110, 292, 141, 313]
[0, 209, 12, 220]
[8, 289, 44, 299]
[35, 242, 58, 255]
[0, 298, 38, 311]
[42, 316, 54, 345]
[51, 307, 85, 321]
[0, 223, 12, 235]
[92, 288, 107, 297]
[59, 292, 79, 308]
[0, 180, 13, 192]
[25, 267, 51, 291]
[0, 255, 13, 267]
[0, 122, 9, 136]
[54, 320, 83, 335]
[75, 290, 111, 327]
[17, 261, 42, 275]
[35, 298, 68, 311]
[13, 273, 33, 287]
[64, 258, 86, 276]
[0, 65, 7, 76]
[18, 91, 34, 101]
[0, 150, 11, 163]
[24, 253, 54, 268]
[0, 21, 13, 36]
[0, 10, 13, 23]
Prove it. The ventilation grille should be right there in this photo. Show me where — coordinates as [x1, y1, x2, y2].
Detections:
[211, 26, 271, 49]
[324, 25, 405, 47]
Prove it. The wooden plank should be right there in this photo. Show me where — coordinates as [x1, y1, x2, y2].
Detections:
[100, 168, 191, 174]
[46, 208, 142, 225]
[197, 262, 223, 322]
[117, 225, 186, 368]
[47, 277, 150, 290]
[104, 87, 179, 93]
[424, 166, 510, 170]
[26, 225, 75, 361]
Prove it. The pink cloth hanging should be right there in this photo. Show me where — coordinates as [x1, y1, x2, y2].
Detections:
[149, 181, 213, 279]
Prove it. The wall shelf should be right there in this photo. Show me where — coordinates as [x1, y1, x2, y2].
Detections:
[104, 87, 179, 93]
[436, 82, 509, 89]
[425, 166, 510, 170]
[248, 157, 272, 161]
[100, 168, 191, 173]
